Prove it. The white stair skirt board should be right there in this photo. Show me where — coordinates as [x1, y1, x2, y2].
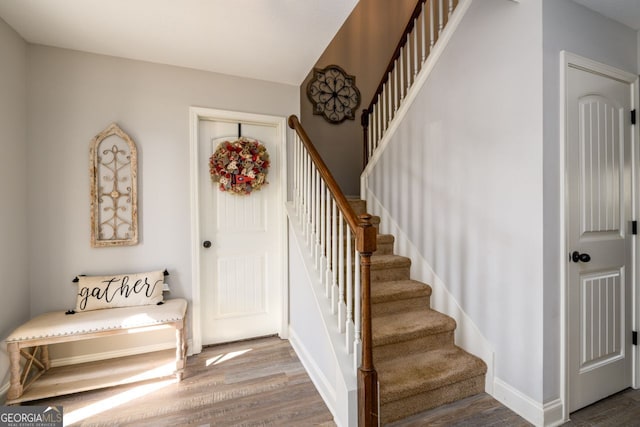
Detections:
[286, 204, 357, 427]
[364, 189, 495, 394]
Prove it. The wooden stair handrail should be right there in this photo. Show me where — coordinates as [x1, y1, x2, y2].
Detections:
[364, 0, 427, 116]
[288, 115, 360, 233]
[288, 114, 378, 426]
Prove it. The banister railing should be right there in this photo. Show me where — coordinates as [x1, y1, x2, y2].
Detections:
[288, 115, 379, 426]
[362, 0, 458, 167]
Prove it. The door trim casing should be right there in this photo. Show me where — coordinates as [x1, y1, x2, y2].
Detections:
[560, 51, 639, 422]
[189, 107, 288, 354]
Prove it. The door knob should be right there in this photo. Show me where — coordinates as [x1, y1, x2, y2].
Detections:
[571, 251, 591, 263]
[203, 240, 212, 248]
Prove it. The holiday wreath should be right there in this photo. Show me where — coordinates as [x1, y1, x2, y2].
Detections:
[209, 137, 270, 195]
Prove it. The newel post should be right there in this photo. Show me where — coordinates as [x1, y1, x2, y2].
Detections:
[357, 213, 378, 427]
[361, 109, 370, 170]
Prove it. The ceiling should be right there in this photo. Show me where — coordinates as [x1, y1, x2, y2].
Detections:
[0, 0, 358, 86]
[573, 0, 640, 30]
[0, 1, 637, 87]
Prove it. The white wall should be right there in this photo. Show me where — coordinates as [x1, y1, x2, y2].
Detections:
[25, 46, 298, 359]
[367, 0, 544, 402]
[0, 17, 29, 397]
[542, 0, 638, 403]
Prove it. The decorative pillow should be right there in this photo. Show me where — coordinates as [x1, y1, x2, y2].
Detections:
[76, 270, 164, 312]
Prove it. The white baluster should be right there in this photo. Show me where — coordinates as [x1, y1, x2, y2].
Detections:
[449, 0, 454, 18]
[405, 35, 411, 92]
[387, 75, 393, 125]
[421, 2, 427, 62]
[353, 250, 362, 371]
[338, 212, 346, 333]
[325, 188, 332, 297]
[306, 154, 312, 247]
[438, 0, 444, 36]
[295, 138, 300, 218]
[430, 0, 436, 51]
[320, 180, 327, 283]
[413, 18, 419, 78]
[368, 111, 374, 161]
[315, 170, 322, 269]
[394, 59, 399, 113]
[331, 199, 338, 314]
[293, 136, 298, 213]
[310, 165, 316, 259]
[381, 84, 386, 134]
[346, 226, 354, 352]
[377, 95, 382, 148]
[399, 46, 405, 101]
[302, 151, 307, 240]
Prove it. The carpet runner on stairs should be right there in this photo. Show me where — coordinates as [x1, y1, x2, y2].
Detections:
[348, 198, 487, 425]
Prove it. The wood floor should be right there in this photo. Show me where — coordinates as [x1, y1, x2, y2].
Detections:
[28, 336, 335, 426]
[26, 336, 640, 426]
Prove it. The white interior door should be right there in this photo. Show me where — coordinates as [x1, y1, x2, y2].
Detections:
[198, 118, 284, 346]
[566, 61, 633, 412]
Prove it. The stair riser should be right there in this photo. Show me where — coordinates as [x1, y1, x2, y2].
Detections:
[372, 296, 430, 316]
[374, 242, 394, 255]
[381, 375, 485, 424]
[373, 332, 454, 363]
[371, 267, 410, 282]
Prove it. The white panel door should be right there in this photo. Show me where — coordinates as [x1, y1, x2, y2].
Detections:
[567, 64, 633, 411]
[199, 119, 283, 345]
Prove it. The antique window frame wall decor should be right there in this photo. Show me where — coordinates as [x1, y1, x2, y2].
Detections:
[89, 123, 138, 247]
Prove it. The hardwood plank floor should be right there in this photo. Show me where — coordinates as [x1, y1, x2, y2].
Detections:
[27, 336, 336, 426]
[26, 336, 640, 426]
[388, 387, 640, 426]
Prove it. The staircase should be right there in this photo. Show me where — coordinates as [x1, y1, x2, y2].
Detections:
[350, 199, 487, 425]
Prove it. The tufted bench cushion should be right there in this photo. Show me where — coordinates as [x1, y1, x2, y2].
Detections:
[7, 298, 187, 343]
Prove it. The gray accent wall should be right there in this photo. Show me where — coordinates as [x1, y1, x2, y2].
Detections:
[0, 17, 29, 396]
[300, 0, 416, 195]
[542, 0, 638, 403]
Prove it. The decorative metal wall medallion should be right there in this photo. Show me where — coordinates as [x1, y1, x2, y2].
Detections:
[89, 123, 138, 247]
[307, 64, 361, 124]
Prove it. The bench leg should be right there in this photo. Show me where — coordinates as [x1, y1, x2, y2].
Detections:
[7, 342, 23, 400]
[175, 325, 186, 381]
[41, 345, 50, 370]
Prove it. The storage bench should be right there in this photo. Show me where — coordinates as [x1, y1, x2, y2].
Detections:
[5, 298, 187, 404]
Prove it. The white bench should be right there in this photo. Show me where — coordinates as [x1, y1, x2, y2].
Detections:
[5, 298, 187, 404]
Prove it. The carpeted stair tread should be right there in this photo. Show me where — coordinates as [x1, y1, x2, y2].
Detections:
[377, 346, 487, 404]
[373, 309, 455, 347]
[371, 280, 431, 305]
[371, 254, 411, 270]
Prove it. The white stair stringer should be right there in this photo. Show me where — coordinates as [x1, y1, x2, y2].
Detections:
[286, 203, 357, 427]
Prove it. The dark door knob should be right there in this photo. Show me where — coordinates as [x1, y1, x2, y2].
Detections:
[203, 240, 212, 248]
[571, 251, 591, 263]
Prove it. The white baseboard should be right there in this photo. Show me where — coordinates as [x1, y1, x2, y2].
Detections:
[51, 339, 194, 367]
[364, 189, 495, 393]
[543, 399, 566, 427]
[493, 377, 565, 427]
